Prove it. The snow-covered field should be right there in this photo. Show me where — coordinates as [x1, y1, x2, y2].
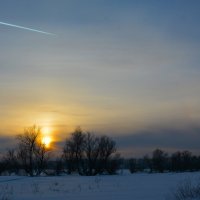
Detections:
[0, 171, 199, 200]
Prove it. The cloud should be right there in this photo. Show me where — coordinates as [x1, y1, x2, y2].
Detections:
[0, 135, 16, 154]
[1, 0, 200, 157]
[113, 124, 200, 157]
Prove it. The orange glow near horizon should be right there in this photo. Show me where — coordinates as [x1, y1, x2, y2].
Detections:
[42, 127, 51, 135]
[41, 127, 53, 148]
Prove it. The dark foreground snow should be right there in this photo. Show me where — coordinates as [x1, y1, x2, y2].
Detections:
[0, 171, 199, 200]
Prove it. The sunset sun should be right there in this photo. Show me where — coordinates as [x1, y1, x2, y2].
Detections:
[42, 136, 51, 148]
[41, 127, 52, 148]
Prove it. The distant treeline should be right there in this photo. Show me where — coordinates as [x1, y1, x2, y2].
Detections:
[127, 149, 200, 173]
[0, 125, 199, 176]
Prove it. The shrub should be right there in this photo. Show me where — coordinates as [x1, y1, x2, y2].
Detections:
[172, 179, 200, 200]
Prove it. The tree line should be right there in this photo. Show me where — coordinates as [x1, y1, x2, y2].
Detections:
[0, 125, 200, 176]
[0, 125, 121, 176]
[128, 149, 200, 173]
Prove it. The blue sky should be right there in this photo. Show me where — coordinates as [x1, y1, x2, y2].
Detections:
[0, 0, 200, 156]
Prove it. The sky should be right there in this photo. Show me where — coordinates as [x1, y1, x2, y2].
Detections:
[1, 0, 200, 157]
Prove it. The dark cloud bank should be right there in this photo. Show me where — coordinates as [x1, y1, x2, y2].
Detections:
[1, 125, 200, 157]
[113, 125, 200, 157]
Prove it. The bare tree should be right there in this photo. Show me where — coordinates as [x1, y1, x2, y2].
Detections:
[34, 142, 51, 175]
[181, 151, 192, 171]
[2, 149, 19, 175]
[63, 139, 76, 174]
[54, 157, 64, 176]
[97, 135, 116, 174]
[63, 128, 118, 175]
[143, 155, 153, 173]
[83, 132, 100, 175]
[106, 153, 122, 175]
[63, 127, 85, 174]
[16, 125, 50, 176]
[128, 158, 137, 173]
[171, 151, 182, 172]
[152, 148, 168, 173]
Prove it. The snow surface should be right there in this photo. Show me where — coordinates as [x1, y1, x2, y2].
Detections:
[0, 171, 199, 200]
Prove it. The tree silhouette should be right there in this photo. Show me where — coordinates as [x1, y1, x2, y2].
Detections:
[16, 125, 50, 176]
[63, 127, 85, 174]
[63, 128, 118, 175]
[2, 149, 19, 175]
[83, 132, 100, 175]
[152, 149, 168, 173]
[97, 135, 116, 174]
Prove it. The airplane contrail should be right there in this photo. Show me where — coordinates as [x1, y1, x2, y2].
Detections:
[0, 21, 55, 35]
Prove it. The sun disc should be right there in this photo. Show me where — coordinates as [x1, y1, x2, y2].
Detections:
[42, 136, 51, 147]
